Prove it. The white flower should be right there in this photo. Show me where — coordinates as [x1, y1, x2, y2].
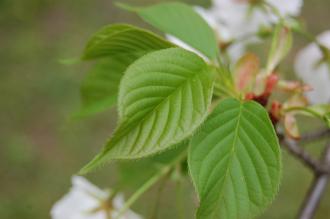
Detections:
[166, 6, 244, 62]
[211, 0, 303, 39]
[294, 31, 330, 104]
[51, 176, 142, 219]
[267, 0, 303, 17]
[166, 34, 209, 61]
[167, 0, 302, 63]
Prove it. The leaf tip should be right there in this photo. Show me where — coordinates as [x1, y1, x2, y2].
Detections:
[78, 161, 96, 175]
[78, 152, 108, 175]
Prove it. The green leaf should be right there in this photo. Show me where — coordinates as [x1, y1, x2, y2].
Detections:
[213, 65, 238, 98]
[266, 23, 292, 74]
[325, 113, 330, 128]
[188, 98, 281, 219]
[77, 24, 174, 116]
[80, 48, 214, 174]
[76, 53, 141, 117]
[119, 2, 218, 60]
[82, 24, 173, 60]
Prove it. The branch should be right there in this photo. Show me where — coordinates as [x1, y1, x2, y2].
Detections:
[300, 129, 330, 144]
[298, 142, 330, 219]
[279, 135, 329, 174]
[279, 129, 330, 219]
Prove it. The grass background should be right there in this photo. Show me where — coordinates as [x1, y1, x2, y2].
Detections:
[0, 0, 329, 218]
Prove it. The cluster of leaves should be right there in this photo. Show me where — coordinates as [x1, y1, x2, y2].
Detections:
[77, 2, 284, 219]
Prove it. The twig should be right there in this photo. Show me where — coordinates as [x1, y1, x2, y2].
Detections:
[150, 178, 167, 219]
[115, 151, 187, 219]
[298, 142, 330, 219]
[279, 129, 330, 218]
[300, 129, 330, 144]
[176, 178, 185, 219]
[280, 136, 329, 174]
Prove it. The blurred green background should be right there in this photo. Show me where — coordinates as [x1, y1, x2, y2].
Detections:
[0, 0, 329, 218]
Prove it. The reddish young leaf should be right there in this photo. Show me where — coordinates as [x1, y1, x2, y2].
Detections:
[234, 53, 260, 92]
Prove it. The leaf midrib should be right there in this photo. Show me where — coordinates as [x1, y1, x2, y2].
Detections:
[86, 25, 172, 56]
[112, 68, 210, 153]
[209, 102, 243, 219]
